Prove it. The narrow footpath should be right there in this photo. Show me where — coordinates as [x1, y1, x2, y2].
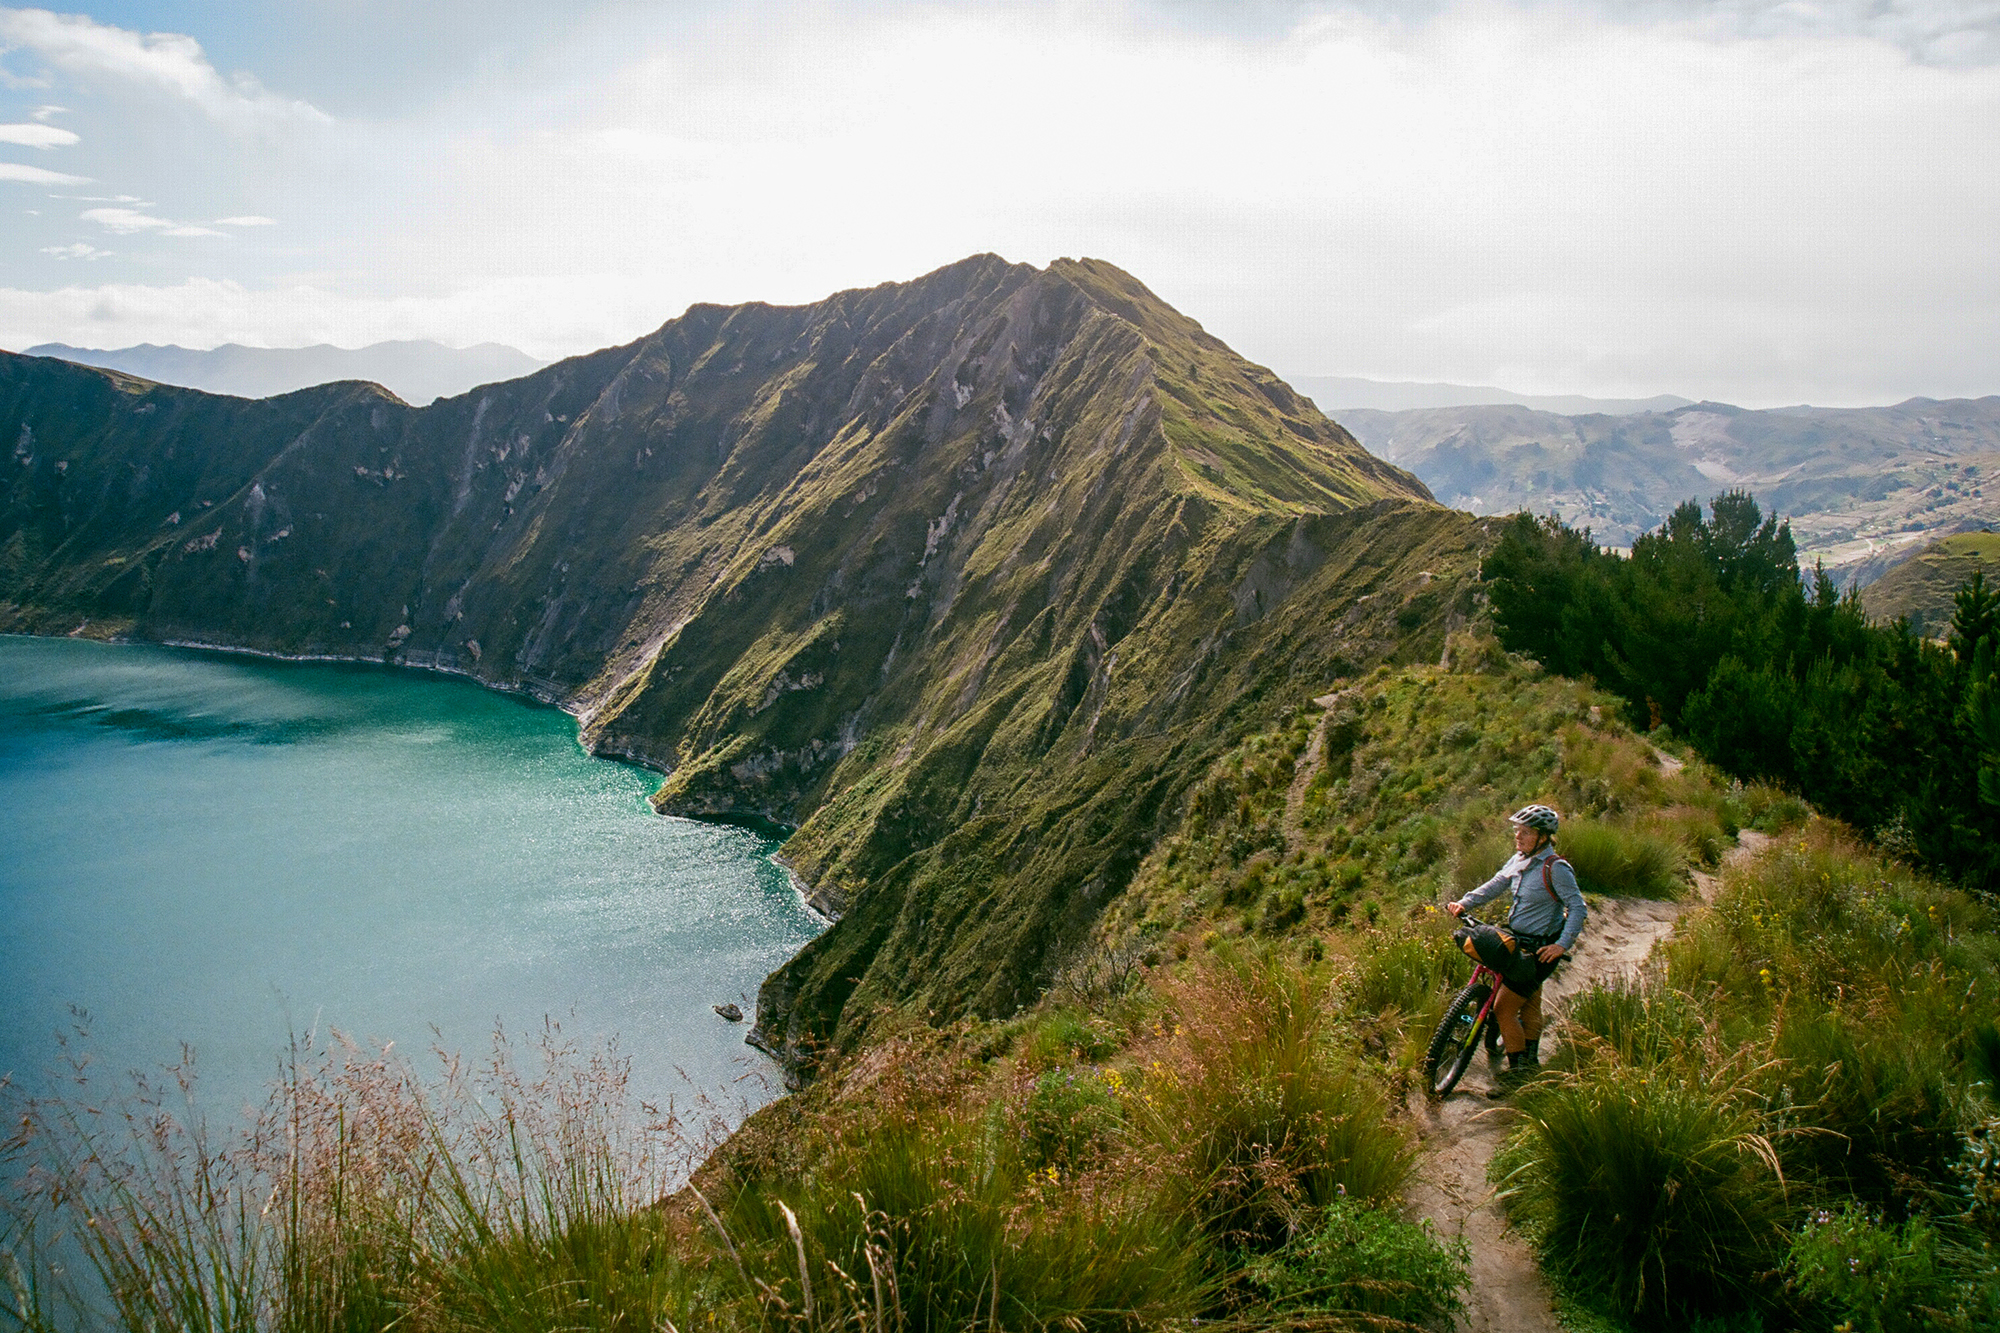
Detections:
[1402, 829, 1772, 1332]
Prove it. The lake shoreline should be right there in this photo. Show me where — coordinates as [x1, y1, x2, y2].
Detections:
[139, 633, 832, 929]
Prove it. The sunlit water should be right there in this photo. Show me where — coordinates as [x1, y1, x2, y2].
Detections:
[0, 635, 823, 1127]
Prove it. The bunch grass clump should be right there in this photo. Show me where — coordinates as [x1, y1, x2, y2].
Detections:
[1493, 1060, 1791, 1324]
[713, 1109, 1204, 1331]
[1558, 818, 1691, 900]
[1240, 1195, 1470, 1327]
[1134, 948, 1415, 1250]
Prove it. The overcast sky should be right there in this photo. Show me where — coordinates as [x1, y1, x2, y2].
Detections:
[0, 1, 1994, 407]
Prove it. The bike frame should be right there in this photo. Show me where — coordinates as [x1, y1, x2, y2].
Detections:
[1423, 910, 1513, 1098]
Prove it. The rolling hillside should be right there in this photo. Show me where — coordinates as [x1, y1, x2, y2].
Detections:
[1337, 397, 2000, 578]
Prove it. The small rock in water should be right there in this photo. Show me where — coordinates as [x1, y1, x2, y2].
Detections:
[713, 1002, 744, 1022]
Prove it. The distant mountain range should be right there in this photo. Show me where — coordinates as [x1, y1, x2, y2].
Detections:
[1333, 397, 2000, 579]
[1289, 374, 1691, 416]
[19, 340, 546, 406]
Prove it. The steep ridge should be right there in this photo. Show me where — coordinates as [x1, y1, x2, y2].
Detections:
[0, 255, 1474, 1066]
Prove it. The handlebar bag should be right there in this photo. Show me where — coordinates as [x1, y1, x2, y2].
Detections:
[1455, 923, 1539, 991]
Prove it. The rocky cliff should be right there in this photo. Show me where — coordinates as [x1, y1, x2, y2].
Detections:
[0, 255, 1481, 1066]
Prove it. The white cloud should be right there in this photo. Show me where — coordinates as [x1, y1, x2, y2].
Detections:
[0, 2, 1994, 405]
[214, 215, 274, 226]
[40, 240, 104, 259]
[0, 120, 74, 147]
[330, 0, 1988, 404]
[1627, 0, 2000, 66]
[0, 159, 83, 184]
[29, 102, 62, 120]
[0, 6, 329, 133]
[80, 205, 220, 237]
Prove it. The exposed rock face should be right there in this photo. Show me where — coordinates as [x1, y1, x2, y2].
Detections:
[0, 254, 1475, 1068]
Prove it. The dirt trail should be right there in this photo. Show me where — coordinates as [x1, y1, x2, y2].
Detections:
[1402, 831, 1770, 1332]
[1282, 691, 1348, 851]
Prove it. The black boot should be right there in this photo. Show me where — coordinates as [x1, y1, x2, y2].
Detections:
[1488, 1051, 1537, 1098]
[1524, 1038, 1541, 1063]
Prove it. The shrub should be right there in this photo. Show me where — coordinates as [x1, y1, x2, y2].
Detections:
[1349, 920, 1461, 1018]
[1140, 952, 1414, 1248]
[1560, 818, 1690, 899]
[1493, 1062, 1790, 1324]
[1959, 1115, 2000, 1241]
[1019, 1066, 1122, 1171]
[1240, 1196, 1469, 1325]
[1786, 1204, 2000, 1333]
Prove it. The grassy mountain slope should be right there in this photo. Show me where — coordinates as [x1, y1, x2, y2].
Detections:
[1338, 397, 2000, 576]
[1857, 530, 2000, 635]
[0, 254, 1467, 1063]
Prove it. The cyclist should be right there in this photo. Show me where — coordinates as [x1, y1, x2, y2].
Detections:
[1446, 804, 1586, 1095]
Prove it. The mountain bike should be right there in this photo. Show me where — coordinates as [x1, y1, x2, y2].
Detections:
[1422, 911, 1508, 1098]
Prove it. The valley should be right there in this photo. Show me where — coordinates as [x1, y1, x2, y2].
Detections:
[1334, 396, 2000, 581]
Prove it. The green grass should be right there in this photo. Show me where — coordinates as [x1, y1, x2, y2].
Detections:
[1493, 1061, 1792, 1325]
[1108, 638, 1770, 956]
[1560, 818, 1691, 899]
[1240, 1196, 1470, 1327]
[1787, 1203, 2000, 1333]
[1135, 950, 1416, 1249]
[1495, 821, 2000, 1329]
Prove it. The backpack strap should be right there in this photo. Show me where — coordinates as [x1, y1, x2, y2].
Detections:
[1540, 856, 1569, 904]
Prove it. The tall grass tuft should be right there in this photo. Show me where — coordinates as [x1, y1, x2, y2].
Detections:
[715, 1111, 1205, 1331]
[1765, 1004, 1976, 1208]
[1138, 950, 1415, 1249]
[1559, 818, 1691, 899]
[1348, 916, 1461, 1019]
[1556, 974, 1705, 1070]
[2, 1023, 721, 1333]
[1493, 1061, 1791, 1325]
[1240, 1196, 1469, 1327]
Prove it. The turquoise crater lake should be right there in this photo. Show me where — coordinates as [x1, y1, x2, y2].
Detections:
[0, 635, 823, 1125]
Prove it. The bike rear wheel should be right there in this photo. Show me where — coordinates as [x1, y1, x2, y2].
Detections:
[1423, 981, 1492, 1098]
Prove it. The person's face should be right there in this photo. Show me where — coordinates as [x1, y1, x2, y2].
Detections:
[1512, 823, 1541, 854]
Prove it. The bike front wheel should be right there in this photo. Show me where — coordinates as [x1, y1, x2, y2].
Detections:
[1423, 981, 1492, 1098]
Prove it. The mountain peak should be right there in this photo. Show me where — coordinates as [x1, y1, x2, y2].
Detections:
[2, 255, 1459, 1059]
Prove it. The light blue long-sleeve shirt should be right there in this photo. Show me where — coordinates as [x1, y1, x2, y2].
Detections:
[1459, 844, 1587, 951]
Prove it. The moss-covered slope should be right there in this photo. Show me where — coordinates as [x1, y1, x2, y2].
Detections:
[0, 254, 1465, 1062]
